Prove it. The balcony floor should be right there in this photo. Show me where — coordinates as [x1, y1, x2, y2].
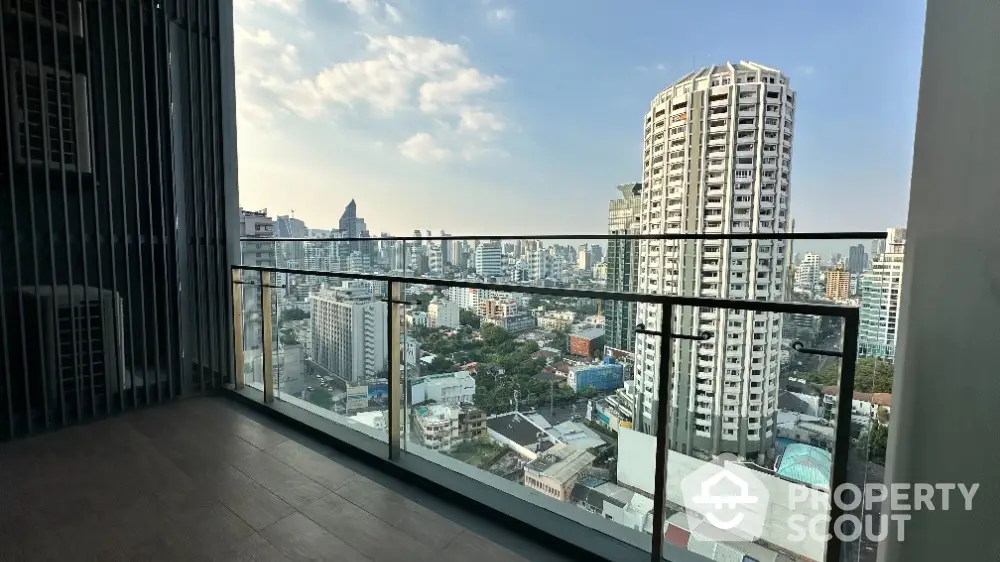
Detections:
[0, 396, 574, 562]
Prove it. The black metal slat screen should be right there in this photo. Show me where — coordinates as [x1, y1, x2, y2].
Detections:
[0, 0, 234, 439]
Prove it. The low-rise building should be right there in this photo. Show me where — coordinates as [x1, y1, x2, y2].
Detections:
[567, 361, 625, 392]
[523, 444, 596, 502]
[406, 311, 429, 327]
[411, 404, 487, 453]
[821, 386, 892, 424]
[569, 328, 605, 357]
[535, 310, 576, 331]
[410, 371, 476, 405]
[571, 477, 654, 533]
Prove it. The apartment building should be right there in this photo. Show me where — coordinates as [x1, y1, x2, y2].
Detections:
[795, 252, 822, 297]
[428, 299, 460, 329]
[859, 228, 906, 361]
[474, 241, 502, 277]
[825, 263, 851, 300]
[310, 287, 388, 382]
[634, 62, 793, 462]
[411, 404, 486, 453]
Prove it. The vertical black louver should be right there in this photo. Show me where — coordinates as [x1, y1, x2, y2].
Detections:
[0, 0, 236, 439]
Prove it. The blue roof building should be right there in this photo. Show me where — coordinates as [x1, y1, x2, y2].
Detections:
[568, 363, 624, 393]
[776, 443, 832, 490]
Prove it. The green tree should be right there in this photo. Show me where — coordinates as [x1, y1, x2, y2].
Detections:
[309, 390, 334, 410]
[459, 309, 481, 329]
[876, 406, 890, 425]
[800, 357, 894, 394]
[425, 355, 455, 374]
[280, 333, 299, 345]
[867, 423, 889, 464]
[279, 307, 309, 324]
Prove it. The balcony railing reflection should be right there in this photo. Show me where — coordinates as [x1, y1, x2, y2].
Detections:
[230, 231, 884, 562]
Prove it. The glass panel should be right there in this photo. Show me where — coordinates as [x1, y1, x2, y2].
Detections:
[237, 269, 265, 389]
[656, 306, 851, 562]
[262, 270, 390, 443]
[399, 279, 658, 552]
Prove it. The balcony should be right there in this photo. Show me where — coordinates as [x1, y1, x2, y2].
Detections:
[0, 396, 561, 561]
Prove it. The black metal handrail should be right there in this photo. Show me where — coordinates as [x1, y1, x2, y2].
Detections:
[241, 230, 888, 243]
[230, 263, 860, 562]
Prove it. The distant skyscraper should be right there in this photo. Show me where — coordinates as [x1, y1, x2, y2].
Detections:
[859, 228, 906, 361]
[338, 199, 370, 259]
[825, 264, 851, 300]
[311, 286, 388, 382]
[440, 231, 451, 264]
[590, 244, 604, 263]
[870, 238, 886, 261]
[474, 241, 502, 277]
[577, 244, 592, 270]
[847, 244, 868, 274]
[634, 62, 794, 462]
[795, 252, 822, 296]
[605, 183, 642, 353]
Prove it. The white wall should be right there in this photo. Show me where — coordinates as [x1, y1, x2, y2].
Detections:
[882, 1, 1000, 560]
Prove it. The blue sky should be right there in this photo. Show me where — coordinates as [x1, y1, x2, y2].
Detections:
[234, 0, 926, 242]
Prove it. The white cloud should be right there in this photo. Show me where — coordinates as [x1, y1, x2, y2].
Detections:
[233, 22, 508, 160]
[234, 25, 324, 124]
[234, 0, 302, 15]
[337, 0, 403, 24]
[419, 68, 504, 113]
[798, 65, 817, 76]
[488, 7, 513, 21]
[313, 35, 497, 116]
[399, 133, 452, 162]
[458, 107, 504, 135]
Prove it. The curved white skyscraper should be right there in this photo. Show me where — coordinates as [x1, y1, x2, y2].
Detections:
[634, 62, 794, 463]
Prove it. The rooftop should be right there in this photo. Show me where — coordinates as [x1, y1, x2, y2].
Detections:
[822, 386, 893, 406]
[525, 444, 596, 486]
[776, 443, 834, 490]
[485, 412, 549, 448]
[569, 328, 604, 341]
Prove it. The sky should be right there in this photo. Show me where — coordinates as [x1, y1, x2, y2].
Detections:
[233, 0, 927, 246]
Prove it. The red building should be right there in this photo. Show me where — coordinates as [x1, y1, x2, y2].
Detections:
[568, 328, 605, 357]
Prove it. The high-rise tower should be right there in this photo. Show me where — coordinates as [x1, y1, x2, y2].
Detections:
[633, 62, 794, 463]
[605, 183, 642, 353]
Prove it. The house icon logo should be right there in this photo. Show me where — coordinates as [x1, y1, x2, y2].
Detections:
[680, 454, 770, 542]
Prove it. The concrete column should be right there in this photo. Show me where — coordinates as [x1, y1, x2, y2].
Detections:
[881, 1, 1000, 560]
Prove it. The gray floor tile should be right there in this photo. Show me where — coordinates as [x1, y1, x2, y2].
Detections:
[260, 513, 372, 562]
[300, 493, 439, 561]
[232, 449, 332, 508]
[334, 478, 466, 550]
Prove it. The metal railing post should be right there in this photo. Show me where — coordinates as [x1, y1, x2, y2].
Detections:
[649, 303, 675, 561]
[232, 270, 244, 389]
[387, 281, 403, 459]
[261, 271, 274, 403]
[824, 308, 861, 562]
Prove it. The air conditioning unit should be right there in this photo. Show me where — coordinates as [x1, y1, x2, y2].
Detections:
[5, 286, 123, 419]
[7, 59, 92, 174]
[3, 0, 85, 37]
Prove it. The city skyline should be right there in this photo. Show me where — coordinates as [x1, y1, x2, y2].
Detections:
[234, 0, 923, 238]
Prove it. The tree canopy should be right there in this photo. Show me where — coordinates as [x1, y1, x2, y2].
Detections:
[798, 357, 894, 394]
[279, 308, 309, 325]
